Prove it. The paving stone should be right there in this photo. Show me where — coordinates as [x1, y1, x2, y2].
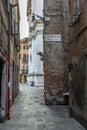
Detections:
[0, 84, 86, 130]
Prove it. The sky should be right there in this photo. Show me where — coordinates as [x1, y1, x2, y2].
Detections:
[19, 0, 28, 39]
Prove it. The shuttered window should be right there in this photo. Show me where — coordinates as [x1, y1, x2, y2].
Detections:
[4, 0, 8, 9]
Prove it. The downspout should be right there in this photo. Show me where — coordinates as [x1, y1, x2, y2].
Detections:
[7, 8, 11, 120]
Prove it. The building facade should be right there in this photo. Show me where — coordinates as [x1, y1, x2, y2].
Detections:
[44, 0, 69, 105]
[27, 0, 44, 87]
[10, 0, 20, 105]
[0, 0, 20, 122]
[69, 0, 87, 128]
[19, 38, 29, 83]
[0, 0, 8, 122]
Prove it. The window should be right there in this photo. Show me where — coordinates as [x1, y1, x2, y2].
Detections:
[23, 64, 28, 74]
[30, 54, 32, 62]
[23, 46, 25, 49]
[11, 4, 19, 35]
[69, 0, 81, 27]
[23, 46, 27, 49]
[23, 64, 28, 70]
[74, 0, 81, 14]
[27, 46, 29, 50]
[23, 54, 26, 62]
[23, 54, 28, 62]
[4, 0, 8, 9]
[23, 45, 28, 50]
[26, 54, 28, 62]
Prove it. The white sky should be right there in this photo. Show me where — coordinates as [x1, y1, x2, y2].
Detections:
[19, 0, 28, 39]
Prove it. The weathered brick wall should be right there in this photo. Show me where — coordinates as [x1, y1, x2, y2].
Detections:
[44, 0, 69, 105]
[69, 0, 87, 128]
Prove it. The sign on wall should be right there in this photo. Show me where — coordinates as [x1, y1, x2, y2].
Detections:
[44, 34, 61, 42]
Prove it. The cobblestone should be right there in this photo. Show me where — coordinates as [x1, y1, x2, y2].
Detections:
[0, 84, 86, 130]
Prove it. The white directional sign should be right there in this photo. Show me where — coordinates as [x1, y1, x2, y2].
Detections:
[44, 34, 61, 42]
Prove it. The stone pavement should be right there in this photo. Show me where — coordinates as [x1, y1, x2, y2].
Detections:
[0, 84, 86, 130]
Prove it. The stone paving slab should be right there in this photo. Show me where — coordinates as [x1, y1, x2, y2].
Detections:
[0, 84, 86, 130]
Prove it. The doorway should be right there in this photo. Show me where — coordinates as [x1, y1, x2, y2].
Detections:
[24, 75, 27, 83]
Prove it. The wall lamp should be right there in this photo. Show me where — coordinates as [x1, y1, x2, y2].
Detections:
[32, 13, 50, 22]
[32, 13, 44, 22]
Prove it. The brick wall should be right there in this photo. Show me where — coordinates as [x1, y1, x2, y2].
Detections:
[44, 0, 69, 105]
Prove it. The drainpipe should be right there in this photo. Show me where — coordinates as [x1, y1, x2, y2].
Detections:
[7, 10, 11, 120]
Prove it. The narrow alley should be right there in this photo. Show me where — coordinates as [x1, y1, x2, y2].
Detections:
[0, 84, 85, 130]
